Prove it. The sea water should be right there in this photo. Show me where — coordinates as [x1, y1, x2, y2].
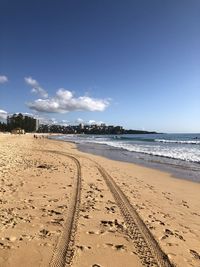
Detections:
[52, 133, 200, 182]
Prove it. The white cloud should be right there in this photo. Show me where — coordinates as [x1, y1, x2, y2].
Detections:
[0, 75, 8, 84]
[47, 118, 58, 124]
[37, 117, 69, 126]
[75, 118, 104, 125]
[34, 115, 58, 125]
[60, 120, 69, 126]
[76, 118, 84, 123]
[0, 109, 8, 120]
[88, 120, 104, 125]
[27, 88, 109, 113]
[88, 120, 96, 125]
[25, 77, 48, 98]
[61, 119, 69, 123]
[22, 112, 34, 117]
[32, 114, 69, 125]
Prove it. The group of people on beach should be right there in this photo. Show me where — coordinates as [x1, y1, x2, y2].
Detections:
[33, 134, 46, 139]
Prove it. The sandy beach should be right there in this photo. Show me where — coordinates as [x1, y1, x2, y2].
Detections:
[0, 134, 200, 267]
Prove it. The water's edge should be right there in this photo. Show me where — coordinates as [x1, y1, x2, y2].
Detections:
[77, 142, 200, 183]
[49, 135, 200, 183]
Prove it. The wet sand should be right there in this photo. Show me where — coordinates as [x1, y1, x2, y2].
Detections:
[0, 134, 200, 267]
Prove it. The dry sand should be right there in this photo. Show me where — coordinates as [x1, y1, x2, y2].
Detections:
[0, 134, 200, 267]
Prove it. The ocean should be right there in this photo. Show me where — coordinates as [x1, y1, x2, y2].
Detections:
[51, 133, 200, 182]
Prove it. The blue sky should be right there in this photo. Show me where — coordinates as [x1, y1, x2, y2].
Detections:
[0, 0, 200, 132]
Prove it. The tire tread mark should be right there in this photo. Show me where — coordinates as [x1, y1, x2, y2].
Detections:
[97, 165, 174, 267]
[49, 155, 81, 267]
[45, 148, 174, 267]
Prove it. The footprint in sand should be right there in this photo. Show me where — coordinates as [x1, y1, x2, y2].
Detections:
[50, 218, 64, 225]
[87, 230, 103, 235]
[105, 205, 116, 214]
[87, 231, 95, 234]
[77, 245, 91, 251]
[39, 229, 51, 238]
[0, 242, 11, 249]
[83, 214, 90, 219]
[191, 212, 200, 217]
[160, 229, 174, 240]
[190, 249, 200, 260]
[104, 243, 126, 251]
[115, 244, 126, 251]
[100, 219, 125, 232]
[174, 233, 185, 241]
[181, 200, 189, 208]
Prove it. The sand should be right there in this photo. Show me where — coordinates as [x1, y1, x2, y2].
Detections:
[0, 134, 200, 267]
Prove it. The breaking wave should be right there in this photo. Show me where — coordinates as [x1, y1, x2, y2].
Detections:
[155, 139, 200, 145]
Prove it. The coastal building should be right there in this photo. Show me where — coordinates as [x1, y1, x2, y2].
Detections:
[11, 128, 25, 134]
[79, 123, 84, 130]
[7, 113, 39, 132]
[35, 119, 40, 131]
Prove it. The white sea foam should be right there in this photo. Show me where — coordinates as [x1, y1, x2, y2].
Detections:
[55, 135, 200, 163]
[155, 139, 200, 145]
[91, 141, 200, 163]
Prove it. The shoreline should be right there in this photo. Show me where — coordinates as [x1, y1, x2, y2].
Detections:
[1, 134, 200, 266]
[77, 142, 200, 183]
[50, 136, 200, 183]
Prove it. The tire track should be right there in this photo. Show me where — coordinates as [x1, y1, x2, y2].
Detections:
[46, 148, 173, 267]
[49, 155, 81, 267]
[96, 164, 174, 267]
